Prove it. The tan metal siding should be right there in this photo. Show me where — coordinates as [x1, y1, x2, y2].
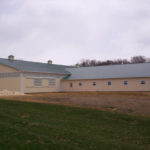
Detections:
[0, 77, 20, 92]
[0, 64, 18, 73]
[23, 78, 61, 93]
[61, 78, 150, 92]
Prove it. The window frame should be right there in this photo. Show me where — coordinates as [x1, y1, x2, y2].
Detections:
[141, 80, 146, 85]
[124, 81, 128, 85]
[108, 81, 112, 86]
[34, 78, 42, 87]
[79, 82, 82, 86]
[48, 78, 56, 87]
[93, 82, 96, 86]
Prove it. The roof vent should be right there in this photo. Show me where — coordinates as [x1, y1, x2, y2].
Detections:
[48, 60, 52, 64]
[8, 55, 14, 61]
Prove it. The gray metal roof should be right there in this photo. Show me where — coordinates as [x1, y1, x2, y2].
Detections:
[65, 63, 150, 80]
[0, 58, 71, 75]
[1, 58, 150, 79]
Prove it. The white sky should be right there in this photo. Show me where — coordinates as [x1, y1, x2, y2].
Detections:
[0, 0, 150, 65]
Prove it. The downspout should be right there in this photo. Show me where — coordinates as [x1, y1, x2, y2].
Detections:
[59, 78, 63, 92]
[20, 72, 24, 94]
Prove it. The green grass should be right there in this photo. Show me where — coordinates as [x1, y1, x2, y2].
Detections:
[0, 99, 150, 150]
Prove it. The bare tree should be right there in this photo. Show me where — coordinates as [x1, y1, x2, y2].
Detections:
[131, 56, 146, 64]
[79, 59, 90, 67]
[122, 59, 130, 64]
[76, 56, 149, 67]
[90, 59, 97, 66]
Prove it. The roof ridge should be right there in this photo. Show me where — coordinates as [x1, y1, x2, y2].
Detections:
[0, 58, 70, 67]
[0, 58, 71, 75]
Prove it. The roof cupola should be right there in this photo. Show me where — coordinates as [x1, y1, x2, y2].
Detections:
[48, 60, 52, 64]
[8, 55, 14, 61]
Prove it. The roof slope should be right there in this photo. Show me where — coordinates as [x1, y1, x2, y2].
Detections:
[0, 58, 71, 75]
[65, 63, 150, 80]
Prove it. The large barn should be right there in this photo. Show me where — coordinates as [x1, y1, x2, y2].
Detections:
[0, 55, 150, 94]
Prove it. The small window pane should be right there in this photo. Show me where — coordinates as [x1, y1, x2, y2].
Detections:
[79, 82, 82, 86]
[49, 78, 56, 87]
[141, 80, 146, 85]
[34, 79, 42, 86]
[108, 81, 112, 86]
[124, 81, 128, 85]
[93, 82, 96, 86]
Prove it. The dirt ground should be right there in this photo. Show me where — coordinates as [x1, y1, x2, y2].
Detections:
[1, 92, 150, 116]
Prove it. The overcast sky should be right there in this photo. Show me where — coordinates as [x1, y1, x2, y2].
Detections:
[0, 0, 150, 65]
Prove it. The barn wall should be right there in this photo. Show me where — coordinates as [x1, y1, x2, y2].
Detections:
[0, 64, 20, 92]
[0, 77, 20, 92]
[61, 78, 150, 92]
[0, 64, 18, 73]
[23, 77, 61, 93]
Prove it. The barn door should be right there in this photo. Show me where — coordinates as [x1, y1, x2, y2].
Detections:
[70, 83, 73, 91]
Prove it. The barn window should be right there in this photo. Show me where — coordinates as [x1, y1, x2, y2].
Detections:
[93, 82, 96, 86]
[141, 80, 146, 85]
[124, 81, 128, 85]
[49, 78, 56, 87]
[108, 81, 112, 86]
[34, 78, 42, 86]
[79, 82, 82, 86]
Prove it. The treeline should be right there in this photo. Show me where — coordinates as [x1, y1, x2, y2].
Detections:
[76, 56, 150, 67]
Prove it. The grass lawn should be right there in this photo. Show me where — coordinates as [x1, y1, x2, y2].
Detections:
[0, 99, 150, 150]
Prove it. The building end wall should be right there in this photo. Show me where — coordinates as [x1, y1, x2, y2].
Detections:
[0, 77, 21, 92]
[0, 64, 18, 73]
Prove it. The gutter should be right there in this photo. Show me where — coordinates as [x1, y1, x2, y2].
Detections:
[21, 71, 71, 76]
